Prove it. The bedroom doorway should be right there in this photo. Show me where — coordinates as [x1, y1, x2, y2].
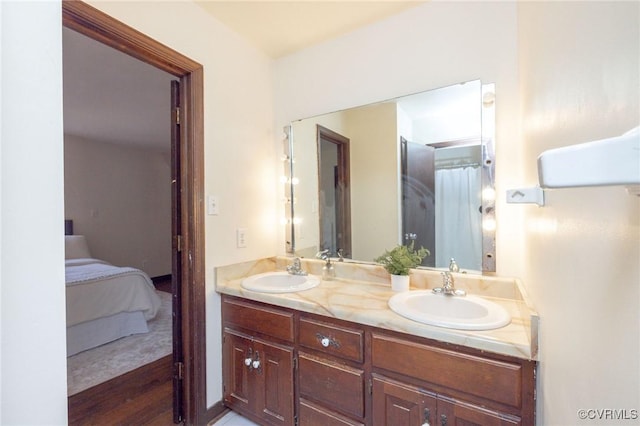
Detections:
[63, 2, 206, 425]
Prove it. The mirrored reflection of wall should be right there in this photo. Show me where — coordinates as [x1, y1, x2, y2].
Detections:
[291, 80, 488, 271]
[292, 103, 399, 261]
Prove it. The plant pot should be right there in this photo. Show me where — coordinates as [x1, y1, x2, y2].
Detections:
[390, 274, 410, 292]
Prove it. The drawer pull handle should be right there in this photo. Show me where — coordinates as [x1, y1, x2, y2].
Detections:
[315, 333, 341, 349]
[440, 414, 447, 426]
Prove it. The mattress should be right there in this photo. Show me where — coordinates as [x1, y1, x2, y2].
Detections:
[65, 257, 162, 355]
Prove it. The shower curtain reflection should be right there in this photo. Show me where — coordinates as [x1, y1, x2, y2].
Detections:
[435, 166, 482, 271]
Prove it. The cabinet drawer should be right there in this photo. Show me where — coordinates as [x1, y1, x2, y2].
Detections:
[299, 353, 365, 419]
[222, 296, 294, 342]
[371, 333, 523, 408]
[300, 399, 364, 426]
[299, 316, 364, 363]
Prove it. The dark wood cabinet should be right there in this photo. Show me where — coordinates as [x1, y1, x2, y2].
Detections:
[437, 397, 521, 426]
[372, 374, 436, 426]
[221, 295, 536, 426]
[371, 333, 533, 425]
[222, 299, 295, 426]
[372, 374, 521, 426]
[298, 315, 366, 425]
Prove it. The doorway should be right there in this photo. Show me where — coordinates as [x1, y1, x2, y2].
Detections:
[317, 125, 352, 258]
[62, 2, 206, 425]
[400, 137, 435, 267]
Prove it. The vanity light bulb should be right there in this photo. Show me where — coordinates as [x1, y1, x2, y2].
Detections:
[482, 187, 496, 201]
[482, 218, 496, 232]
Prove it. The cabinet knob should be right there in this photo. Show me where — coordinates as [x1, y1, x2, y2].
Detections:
[315, 333, 341, 349]
[252, 359, 261, 369]
[244, 348, 253, 368]
[421, 408, 430, 426]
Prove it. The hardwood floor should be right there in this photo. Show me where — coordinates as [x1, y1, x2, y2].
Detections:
[68, 276, 176, 425]
[68, 349, 175, 425]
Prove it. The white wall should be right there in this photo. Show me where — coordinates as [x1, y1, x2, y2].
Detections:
[1, 1, 68, 424]
[275, 2, 640, 424]
[64, 135, 172, 277]
[86, 0, 277, 409]
[274, 1, 522, 278]
[518, 3, 639, 425]
[1, 0, 276, 419]
[344, 103, 399, 260]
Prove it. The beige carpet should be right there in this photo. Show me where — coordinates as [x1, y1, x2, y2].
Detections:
[67, 291, 172, 396]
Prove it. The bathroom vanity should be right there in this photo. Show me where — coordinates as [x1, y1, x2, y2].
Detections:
[217, 258, 538, 426]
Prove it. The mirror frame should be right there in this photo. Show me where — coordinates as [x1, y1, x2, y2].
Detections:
[285, 81, 496, 273]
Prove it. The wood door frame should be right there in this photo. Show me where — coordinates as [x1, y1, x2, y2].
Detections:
[62, 1, 208, 424]
[316, 125, 351, 258]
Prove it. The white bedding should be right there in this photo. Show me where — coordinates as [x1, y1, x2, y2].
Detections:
[65, 258, 161, 329]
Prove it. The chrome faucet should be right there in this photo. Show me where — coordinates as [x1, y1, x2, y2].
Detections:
[286, 257, 307, 276]
[432, 271, 466, 296]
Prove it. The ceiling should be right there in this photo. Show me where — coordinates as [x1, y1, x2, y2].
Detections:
[63, 2, 424, 150]
[195, 1, 424, 58]
[63, 27, 176, 151]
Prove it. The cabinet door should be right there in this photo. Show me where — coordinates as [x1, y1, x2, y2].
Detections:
[254, 339, 295, 426]
[437, 397, 521, 426]
[372, 375, 437, 426]
[222, 329, 253, 414]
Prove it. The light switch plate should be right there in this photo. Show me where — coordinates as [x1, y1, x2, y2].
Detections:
[207, 195, 219, 215]
[236, 228, 247, 248]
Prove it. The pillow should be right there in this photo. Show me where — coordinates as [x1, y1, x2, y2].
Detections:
[65, 235, 92, 259]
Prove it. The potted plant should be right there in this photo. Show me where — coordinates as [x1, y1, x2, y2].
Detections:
[374, 242, 429, 291]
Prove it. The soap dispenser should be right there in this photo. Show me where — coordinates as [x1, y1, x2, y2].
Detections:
[449, 258, 460, 273]
[317, 249, 336, 280]
[323, 257, 336, 280]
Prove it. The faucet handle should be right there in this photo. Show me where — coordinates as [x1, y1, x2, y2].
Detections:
[287, 257, 307, 275]
[315, 249, 330, 260]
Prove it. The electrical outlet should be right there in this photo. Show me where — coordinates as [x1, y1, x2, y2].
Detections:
[236, 228, 247, 248]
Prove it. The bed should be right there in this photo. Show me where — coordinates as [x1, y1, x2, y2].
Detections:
[65, 235, 162, 356]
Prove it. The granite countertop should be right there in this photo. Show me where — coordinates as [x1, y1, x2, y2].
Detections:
[216, 257, 539, 361]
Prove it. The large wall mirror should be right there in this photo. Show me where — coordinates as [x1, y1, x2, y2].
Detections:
[286, 80, 496, 273]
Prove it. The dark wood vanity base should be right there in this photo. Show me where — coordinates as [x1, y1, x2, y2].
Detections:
[221, 295, 536, 426]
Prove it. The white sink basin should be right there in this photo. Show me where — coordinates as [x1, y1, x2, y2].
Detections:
[241, 271, 320, 293]
[388, 290, 511, 330]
